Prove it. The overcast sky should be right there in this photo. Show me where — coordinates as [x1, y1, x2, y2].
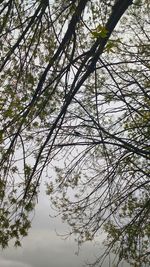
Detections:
[0, 183, 130, 267]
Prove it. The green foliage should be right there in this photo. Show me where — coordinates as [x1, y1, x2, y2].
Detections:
[0, 0, 150, 266]
[0, 203, 32, 248]
[91, 25, 109, 39]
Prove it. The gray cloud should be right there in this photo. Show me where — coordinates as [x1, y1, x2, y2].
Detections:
[0, 258, 32, 267]
[0, 185, 130, 267]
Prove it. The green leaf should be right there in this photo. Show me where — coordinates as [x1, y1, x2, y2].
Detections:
[91, 25, 109, 39]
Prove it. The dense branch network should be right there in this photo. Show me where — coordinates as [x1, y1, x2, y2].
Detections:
[0, 0, 150, 265]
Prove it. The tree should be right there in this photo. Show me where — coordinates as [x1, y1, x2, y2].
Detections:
[0, 0, 150, 265]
